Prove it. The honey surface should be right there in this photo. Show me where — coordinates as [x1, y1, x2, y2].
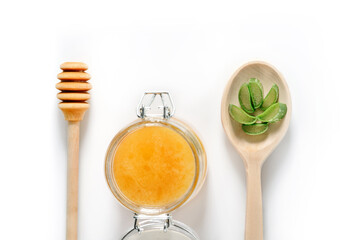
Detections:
[113, 126, 196, 207]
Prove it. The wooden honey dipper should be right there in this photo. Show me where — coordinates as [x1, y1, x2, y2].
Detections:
[56, 62, 91, 240]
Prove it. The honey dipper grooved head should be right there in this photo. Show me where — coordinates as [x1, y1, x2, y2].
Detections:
[57, 62, 91, 121]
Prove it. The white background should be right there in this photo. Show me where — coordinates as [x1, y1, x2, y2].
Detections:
[0, 0, 359, 239]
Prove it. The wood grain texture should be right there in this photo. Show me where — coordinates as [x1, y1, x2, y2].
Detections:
[56, 82, 92, 91]
[57, 92, 90, 101]
[57, 62, 91, 240]
[58, 102, 89, 122]
[61, 62, 88, 71]
[66, 121, 80, 240]
[56, 62, 91, 121]
[221, 61, 291, 240]
[57, 72, 91, 81]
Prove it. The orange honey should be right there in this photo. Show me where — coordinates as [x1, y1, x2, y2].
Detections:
[113, 126, 196, 207]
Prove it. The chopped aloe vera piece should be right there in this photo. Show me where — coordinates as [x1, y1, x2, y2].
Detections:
[257, 103, 287, 123]
[238, 83, 254, 113]
[261, 84, 279, 111]
[229, 104, 257, 124]
[248, 78, 263, 109]
[242, 123, 269, 135]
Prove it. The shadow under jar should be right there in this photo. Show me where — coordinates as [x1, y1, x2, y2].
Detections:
[105, 92, 207, 240]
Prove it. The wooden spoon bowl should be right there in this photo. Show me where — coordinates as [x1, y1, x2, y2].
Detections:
[221, 61, 291, 240]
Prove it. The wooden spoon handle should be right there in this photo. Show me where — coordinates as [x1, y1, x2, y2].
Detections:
[66, 121, 80, 240]
[245, 164, 263, 240]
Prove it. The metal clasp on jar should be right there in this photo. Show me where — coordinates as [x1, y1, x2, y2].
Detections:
[136, 92, 175, 119]
[133, 214, 172, 233]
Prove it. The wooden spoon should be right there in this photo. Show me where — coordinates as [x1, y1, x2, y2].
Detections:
[221, 61, 291, 240]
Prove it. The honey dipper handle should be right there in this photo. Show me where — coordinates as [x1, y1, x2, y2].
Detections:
[245, 163, 263, 240]
[66, 121, 80, 240]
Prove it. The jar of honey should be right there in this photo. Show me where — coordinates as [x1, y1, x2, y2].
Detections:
[105, 92, 207, 240]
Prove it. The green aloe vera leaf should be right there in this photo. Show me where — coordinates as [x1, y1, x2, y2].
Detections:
[257, 103, 287, 123]
[261, 84, 279, 111]
[248, 78, 264, 109]
[242, 123, 269, 135]
[228, 104, 257, 124]
[238, 83, 254, 113]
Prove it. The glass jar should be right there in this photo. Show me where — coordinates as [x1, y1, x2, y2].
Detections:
[105, 92, 207, 240]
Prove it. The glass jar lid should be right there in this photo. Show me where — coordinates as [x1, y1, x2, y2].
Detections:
[105, 92, 207, 215]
